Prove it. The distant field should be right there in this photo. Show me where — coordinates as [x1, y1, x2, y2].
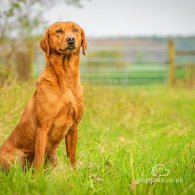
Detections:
[0, 83, 194, 194]
[80, 63, 193, 85]
[80, 63, 168, 85]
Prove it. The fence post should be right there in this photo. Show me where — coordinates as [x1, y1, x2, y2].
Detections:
[189, 66, 195, 87]
[168, 40, 175, 86]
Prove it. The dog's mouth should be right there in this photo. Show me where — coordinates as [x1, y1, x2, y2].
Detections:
[59, 46, 76, 52]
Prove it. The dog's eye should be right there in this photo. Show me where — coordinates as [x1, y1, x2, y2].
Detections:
[56, 29, 63, 34]
[73, 28, 79, 33]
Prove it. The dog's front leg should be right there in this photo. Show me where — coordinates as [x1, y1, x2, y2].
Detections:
[34, 128, 47, 170]
[65, 125, 78, 166]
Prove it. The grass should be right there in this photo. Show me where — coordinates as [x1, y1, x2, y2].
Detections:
[0, 82, 194, 195]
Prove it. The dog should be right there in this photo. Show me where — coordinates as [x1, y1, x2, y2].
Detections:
[0, 21, 87, 171]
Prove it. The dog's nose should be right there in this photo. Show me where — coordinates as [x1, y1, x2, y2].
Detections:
[66, 36, 75, 45]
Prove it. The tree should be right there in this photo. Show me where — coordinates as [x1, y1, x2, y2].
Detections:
[0, 0, 90, 82]
[0, 0, 88, 40]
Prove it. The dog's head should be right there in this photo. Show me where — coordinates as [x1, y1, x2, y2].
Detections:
[40, 21, 87, 57]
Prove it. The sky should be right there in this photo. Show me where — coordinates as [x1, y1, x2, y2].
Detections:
[44, 0, 195, 37]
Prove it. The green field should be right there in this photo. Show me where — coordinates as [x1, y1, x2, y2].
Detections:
[80, 63, 194, 85]
[0, 83, 194, 194]
[80, 63, 168, 85]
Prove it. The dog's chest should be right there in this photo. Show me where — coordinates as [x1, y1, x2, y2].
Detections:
[59, 89, 82, 121]
[47, 88, 83, 146]
[63, 87, 83, 121]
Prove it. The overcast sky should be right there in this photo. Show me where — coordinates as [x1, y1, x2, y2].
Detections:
[44, 0, 195, 37]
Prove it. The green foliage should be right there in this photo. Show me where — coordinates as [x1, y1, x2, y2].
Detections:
[0, 0, 88, 39]
[0, 84, 194, 194]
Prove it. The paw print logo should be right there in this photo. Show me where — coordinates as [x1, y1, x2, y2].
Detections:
[151, 164, 169, 177]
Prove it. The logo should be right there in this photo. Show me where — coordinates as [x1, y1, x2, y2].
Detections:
[151, 164, 170, 177]
[136, 164, 183, 183]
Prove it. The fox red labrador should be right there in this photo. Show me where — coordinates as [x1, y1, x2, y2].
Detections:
[0, 21, 87, 171]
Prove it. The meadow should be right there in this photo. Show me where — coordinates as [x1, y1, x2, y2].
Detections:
[0, 82, 194, 195]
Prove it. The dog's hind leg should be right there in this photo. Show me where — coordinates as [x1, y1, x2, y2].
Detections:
[0, 146, 26, 171]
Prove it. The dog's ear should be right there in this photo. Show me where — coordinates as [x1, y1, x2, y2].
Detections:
[40, 29, 50, 57]
[81, 28, 87, 55]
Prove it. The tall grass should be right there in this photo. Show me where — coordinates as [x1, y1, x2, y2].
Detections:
[0, 83, 194, 194]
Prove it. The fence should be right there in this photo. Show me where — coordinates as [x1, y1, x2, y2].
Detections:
[1, 39, 194, 86]
[18, 38, 195, 86]
[80, 40, 195, 86]
[168, 40, 195, 87]
[80, 46, 168, 85]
